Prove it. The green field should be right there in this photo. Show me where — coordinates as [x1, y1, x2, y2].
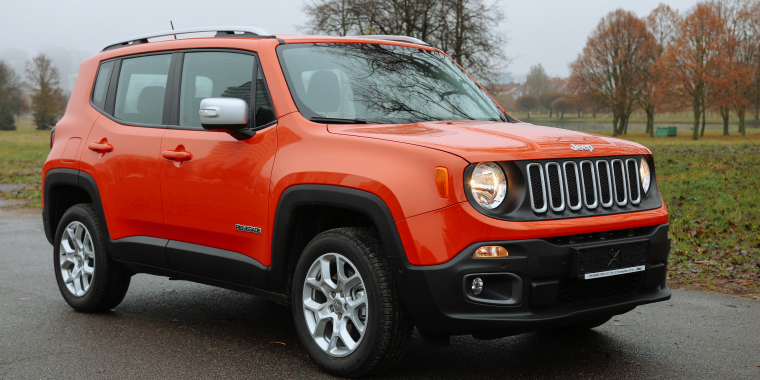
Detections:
[1, 120, 758, 295]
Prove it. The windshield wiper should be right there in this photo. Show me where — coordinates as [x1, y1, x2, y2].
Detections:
[310, 117, 368, 124]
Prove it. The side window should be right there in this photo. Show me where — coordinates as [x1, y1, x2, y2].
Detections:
[91, 61, 114, 110]
[255, 65, 277, 127]
[179, 52, 255, 129]
[113, 54, 172, 125]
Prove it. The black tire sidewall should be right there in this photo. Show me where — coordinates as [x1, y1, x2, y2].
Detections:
[53, 204, 109, 311]
[292, 230, 387, 375]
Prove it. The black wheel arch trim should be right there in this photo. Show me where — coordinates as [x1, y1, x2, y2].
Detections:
[268, 184, 409, 294]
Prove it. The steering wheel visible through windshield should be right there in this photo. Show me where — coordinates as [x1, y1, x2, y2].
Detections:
[276, 43, 504, 124]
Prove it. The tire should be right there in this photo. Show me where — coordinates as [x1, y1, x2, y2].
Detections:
[292, 228, 413, 377]
[53, 203, 131, 312]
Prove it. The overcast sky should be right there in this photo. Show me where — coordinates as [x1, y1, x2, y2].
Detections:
[1, 0, 703, 79]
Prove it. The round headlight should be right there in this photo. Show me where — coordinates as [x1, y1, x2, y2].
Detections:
[640, 158, 651, 193]
[470, 162, 507, 209]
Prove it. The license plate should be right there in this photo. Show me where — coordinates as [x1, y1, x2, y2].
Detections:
[583, 265, 645, 280]
[574, 241, 650, 280]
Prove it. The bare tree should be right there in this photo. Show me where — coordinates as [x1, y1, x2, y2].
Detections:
[640, 4, 680, 137]
[25, 54, 66, 130]
[524, 64, 550, 95]
[301, 0, 510, 82]
[0, 60, 25, 131]
[569, 9, 654, 137]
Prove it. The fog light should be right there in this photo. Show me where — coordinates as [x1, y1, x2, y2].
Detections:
[472, 277, 484, 295]
[473, 246, 508, 258]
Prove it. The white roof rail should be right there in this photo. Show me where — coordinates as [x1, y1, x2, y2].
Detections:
[102, 26, 276, 51]
[350, 35, 429, 46]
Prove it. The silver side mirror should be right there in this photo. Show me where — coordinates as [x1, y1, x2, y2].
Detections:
[199, 98, 254, 140]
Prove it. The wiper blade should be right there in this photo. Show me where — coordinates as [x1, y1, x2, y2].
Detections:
[310, 117, 368, 124]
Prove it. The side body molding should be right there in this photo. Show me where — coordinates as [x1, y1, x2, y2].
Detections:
[269, 185, 408, 294]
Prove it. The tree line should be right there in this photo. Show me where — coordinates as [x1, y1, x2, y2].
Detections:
[569, 0, 760, 139]
[0, 54, 67, 131]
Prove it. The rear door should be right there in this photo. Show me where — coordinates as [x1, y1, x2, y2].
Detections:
[80, 53, 174, 268]
[159, 50, 278, 285]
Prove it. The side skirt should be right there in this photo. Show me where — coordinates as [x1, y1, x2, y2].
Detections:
[115, 260, 290, 306]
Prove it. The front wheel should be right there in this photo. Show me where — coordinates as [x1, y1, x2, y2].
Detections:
[292, 228, 413, 377]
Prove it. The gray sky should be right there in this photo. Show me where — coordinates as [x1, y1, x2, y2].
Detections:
[1, 0, 702, 80]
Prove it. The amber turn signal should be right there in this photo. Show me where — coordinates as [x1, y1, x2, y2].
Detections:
[435, 167, 449, 198]
[473, 246, 508, 258]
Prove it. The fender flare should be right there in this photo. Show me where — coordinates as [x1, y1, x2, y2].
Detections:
[268, 184, 408, 293]
[43, 169, 110, 246]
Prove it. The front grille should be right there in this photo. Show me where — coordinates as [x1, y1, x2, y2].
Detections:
[556, 272, 641, 306]
[526, 157, 642, 214]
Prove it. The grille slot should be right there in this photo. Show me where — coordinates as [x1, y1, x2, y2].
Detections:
[579, 161, 598, 209]
[611, 159, 627, 206]
[626, 159, 641, 204]
[596, 160, 614, 207]
[545, 163, 565, 212]
[562, 162, 582, 210]
[527, 163, 547, 213]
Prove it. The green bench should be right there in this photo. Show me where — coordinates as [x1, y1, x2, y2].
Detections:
[656, 126, 677, 137]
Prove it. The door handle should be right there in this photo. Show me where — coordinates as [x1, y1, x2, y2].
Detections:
[88, 142, 113, 152]
[162, 150, 192, 161]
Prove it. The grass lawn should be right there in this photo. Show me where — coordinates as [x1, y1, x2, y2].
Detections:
[1, 119, 758, 295]
[0, 120, 49, 208]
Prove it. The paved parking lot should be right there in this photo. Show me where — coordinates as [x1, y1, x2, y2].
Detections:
[1, 216, 758, 379]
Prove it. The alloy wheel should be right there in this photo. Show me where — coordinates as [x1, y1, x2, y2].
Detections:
[302, 252, 368, 357]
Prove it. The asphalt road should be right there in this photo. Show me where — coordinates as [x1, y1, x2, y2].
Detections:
[1, 215, 758, 379]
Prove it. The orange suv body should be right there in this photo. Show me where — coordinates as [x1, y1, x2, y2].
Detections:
[42, 28, 670, 376]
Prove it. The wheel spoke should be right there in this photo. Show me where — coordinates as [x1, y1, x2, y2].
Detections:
[343, 274, 362, 292]
[339, 319, 359, 350]
[346, 294, 366, 308]
[82, 264, 95, 275]
[348, 310, 366, 334]
[320, 256, 337, 290]
[73, 275, 83, 295]
[83, 232, 95, 258]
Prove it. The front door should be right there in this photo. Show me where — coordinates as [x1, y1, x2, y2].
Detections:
[159, 51, 278, 274]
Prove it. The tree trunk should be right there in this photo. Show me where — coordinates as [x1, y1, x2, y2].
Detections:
[549, 108, 553, 118]
[692, 101, 700, 140]
[720, 107, 730, 136]
[738, 108, 746, 135]
[645, 105, 654, 138]
[612, 114, 620, 137]
[700, 100, 706, 138]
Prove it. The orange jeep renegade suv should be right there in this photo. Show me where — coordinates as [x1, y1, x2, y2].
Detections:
[42, 26, 671, 377]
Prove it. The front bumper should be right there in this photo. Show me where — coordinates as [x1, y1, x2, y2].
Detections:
[386, 223, 671, 338]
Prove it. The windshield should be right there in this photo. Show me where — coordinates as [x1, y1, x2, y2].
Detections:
[277, 43, 503, 124]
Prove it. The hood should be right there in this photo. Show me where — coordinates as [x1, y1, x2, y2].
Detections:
[328, 121, 651, 162]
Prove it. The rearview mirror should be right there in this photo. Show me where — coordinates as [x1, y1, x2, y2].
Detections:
[199, 98, 255, 140]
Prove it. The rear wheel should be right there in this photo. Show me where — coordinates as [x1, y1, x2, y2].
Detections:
[292, 228, 413, 377]
[53, 204, 131, 312]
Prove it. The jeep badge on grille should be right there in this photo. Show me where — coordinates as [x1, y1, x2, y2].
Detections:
[570, 144, 594, 152]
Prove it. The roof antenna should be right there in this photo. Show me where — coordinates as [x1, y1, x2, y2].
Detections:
[170, 21, 177, 39]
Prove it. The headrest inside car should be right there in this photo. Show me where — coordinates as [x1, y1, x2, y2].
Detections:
[305, 70, 340, 113]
